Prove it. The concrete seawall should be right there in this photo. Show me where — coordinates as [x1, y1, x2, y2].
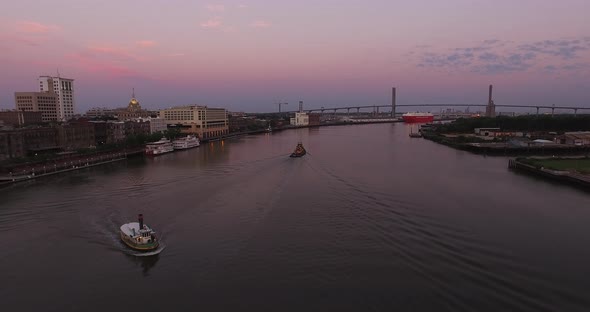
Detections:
[508, 159, 590, 189]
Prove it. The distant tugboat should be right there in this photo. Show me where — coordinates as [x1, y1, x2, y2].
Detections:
[120, 214, 159, 252]
[290, 142, 306, 157]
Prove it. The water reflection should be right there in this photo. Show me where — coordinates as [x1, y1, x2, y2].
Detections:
[125, 254, 160, 277]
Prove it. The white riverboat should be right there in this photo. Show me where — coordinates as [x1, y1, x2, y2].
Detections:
[145, 138, 174, 155]
[173, 135, 200, 150]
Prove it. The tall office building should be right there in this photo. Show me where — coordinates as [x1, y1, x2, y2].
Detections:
[38, 76, 75, 121]
[15, 91, 59, 122]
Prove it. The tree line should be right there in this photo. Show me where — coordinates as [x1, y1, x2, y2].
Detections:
[436, 115, 590, 133]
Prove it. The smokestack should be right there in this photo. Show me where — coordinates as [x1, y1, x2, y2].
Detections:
[488, 85, 493, 104]
[391, 87, 397, 117]
[299, 101, 303, 113]
[138, 214, 144, 229]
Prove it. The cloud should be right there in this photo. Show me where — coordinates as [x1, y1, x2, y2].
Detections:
[15, 21, 61, 33]
[206, 4, 225, 12]
[251, 20, 271, 28]
[414, 37, 590, 75]
[84, 46, 141, 61]
[201, 17, 222, 28]
[136, 40, 157, 48]
[518, 39, 589, 60]
[166, 53, 185, 57]
[237, 4, 248, 9]
[71, 52, 140, 78]
[0, 34, 40, 47]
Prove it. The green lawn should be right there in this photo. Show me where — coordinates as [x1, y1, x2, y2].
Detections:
[529, 158, 590, 174]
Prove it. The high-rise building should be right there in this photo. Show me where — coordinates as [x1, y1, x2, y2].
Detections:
[38, 76, 75, 121]
[14, 92, 59, 122]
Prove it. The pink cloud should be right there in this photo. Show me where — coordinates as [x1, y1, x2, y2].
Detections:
[0, 34, 40, 47]
[206, 4, 225, 12]
[166, 53, 185, 57]
[201, 17, 222, 29]
[251, 20, 271, 28]
[85, 46, 141, 61]
[71, 52, 140, 78]
[16, 21, 60, 33]
[136, 40, 157, 48]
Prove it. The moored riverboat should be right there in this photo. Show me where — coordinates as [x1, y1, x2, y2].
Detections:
[145, 138, 174, 155]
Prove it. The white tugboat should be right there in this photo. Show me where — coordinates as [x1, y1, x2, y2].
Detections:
[120, 214, 159, 252]
[173, 135, 200, 150]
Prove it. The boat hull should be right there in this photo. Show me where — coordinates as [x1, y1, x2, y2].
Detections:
[290, 151, 306, 157]
[173, 143, 200, 150]
[402, 115, 434, 123]
[145, 148, 174, 156]
[120, 231, 159, 251]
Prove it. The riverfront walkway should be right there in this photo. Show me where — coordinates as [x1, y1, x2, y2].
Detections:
[0, 148, 143, 185]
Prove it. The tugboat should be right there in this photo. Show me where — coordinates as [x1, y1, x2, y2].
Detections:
[290, 142, 306, 157]
[120, 214, 159, 252]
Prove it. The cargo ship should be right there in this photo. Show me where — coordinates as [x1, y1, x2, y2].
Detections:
[402, 112, 434, 123]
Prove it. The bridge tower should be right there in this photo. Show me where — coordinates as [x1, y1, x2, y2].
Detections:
[391, 87, 396, 117]
[485, 84, 496, 117]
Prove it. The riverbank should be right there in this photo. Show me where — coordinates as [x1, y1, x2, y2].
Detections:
[508, 157, 590, 189]
[422, 132, 589, 156]
[0, 156, 127, 186]
[0, 148, 144, 185]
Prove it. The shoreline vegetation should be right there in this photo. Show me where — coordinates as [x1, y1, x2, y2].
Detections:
[419, 115, 590, 189]
[421, 115, 590, 156]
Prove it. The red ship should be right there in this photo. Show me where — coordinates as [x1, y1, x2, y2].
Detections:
[402, 112, 434, 123]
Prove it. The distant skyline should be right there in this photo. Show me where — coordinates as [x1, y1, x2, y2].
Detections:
[0, 0, 589, 113]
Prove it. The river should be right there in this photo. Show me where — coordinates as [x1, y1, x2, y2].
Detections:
[1, 123, 590, 311]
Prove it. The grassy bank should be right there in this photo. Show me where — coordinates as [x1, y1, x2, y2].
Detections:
[519, 157, 590, 174]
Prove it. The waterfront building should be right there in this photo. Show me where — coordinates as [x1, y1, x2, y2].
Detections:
[56, 122, 95, 150]
[114, 90, 153, 120]
[134, 117, 167, 134]
[124, 119, 151, 137]
[38, 76, 76, 121]
[106, 121, 126, 144]
[15, 91, 59, 122]
[0, 127, 59, 160]
[559, 132, 590, 146]
[290, 112, 309, 126]
[228, 114, 253, 133]
[308, 113, 320, 126]
[90, 120, 126, 145]
[0, 111, 43, 126]
[159, 105, 229, 139]
[85, 107, 117, 119]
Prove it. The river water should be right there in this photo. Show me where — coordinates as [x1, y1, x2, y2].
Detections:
[1, 123, 590, 311]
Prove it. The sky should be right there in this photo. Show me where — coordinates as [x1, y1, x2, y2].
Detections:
[0, 0, 589, 113]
